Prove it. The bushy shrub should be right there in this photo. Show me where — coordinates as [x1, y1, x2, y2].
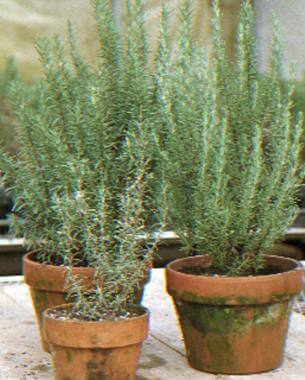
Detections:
[155, 0, 305, 276]
[0, 0, 162, 318]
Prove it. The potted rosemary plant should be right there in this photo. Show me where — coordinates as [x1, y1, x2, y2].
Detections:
[156, 1, 304, 374]
[0, 0, 158, 352]
[42, 117, 154, 379]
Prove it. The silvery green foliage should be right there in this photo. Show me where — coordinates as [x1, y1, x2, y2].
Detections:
[155, 0, 304, 276]
[0, 57, 39, 154]
[0, 0, 158, 318]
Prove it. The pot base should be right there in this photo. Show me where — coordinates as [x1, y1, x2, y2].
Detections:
[50, 344, 142, 380]
[174, 298, 292, 374]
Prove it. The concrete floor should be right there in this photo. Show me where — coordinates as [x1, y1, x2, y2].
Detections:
[0, 270, 304, 380]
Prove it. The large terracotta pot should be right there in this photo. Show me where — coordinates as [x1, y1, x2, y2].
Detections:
[43, 304, 149, 380]
[23, 252, 94, 352]
[24, 252, 150, 352]
[166, 255, 304, 375]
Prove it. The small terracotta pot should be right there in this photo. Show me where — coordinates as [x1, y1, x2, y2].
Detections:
[166, 255, 304, 375]
[24, 252, 150, 352]
[43, 304, 149, 380]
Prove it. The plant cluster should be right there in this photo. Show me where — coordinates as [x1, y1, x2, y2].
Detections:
[154, 0, 305, 276]
[0, 0, 304, 319]
[0, 0, 163, 318]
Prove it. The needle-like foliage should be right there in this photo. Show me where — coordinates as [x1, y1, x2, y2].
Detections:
[0, 58, 38, 154]
[155, 0, 305, 276]
[0, 0, 160, 318]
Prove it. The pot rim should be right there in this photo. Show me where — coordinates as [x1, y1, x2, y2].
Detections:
[24, 252, 151, 290]
[43, 303, 150, 348]
[23, 251, 94, 291]
[23, 251, 92, 271]
[166, 255, 304, 305]
[44, 303, 149, 324]
[166, 254, 302, 281]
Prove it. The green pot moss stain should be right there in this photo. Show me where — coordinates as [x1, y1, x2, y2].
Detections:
[168, 289, 228, 305]
[33, 278, 56, 290]
[66, 349, 74, 364]
[86, 348, 113, 380]
[235, 295, 260, 305]
[252, 301, 291, 327]
[269, 292, 296, 303]
[173, 296, 294, 373]
[169, 289, 260, 305]
[174, 300, 250, 335]
[169, 288, 297, 305]
[33, 289, 50, 312]
[32, 289, 68, 313]
[174, 299, 246, 371]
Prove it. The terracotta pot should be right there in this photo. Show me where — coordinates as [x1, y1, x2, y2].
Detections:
[23, 252, 94, 352]
[166, 255, 304, 375]
[43, 304, 149, 380]
[23, 252, 150, 352]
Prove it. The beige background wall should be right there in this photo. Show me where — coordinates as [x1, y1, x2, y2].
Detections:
[0, 0, 97, 81]
[1, 0, 305, 81]
[0, 0, 242, 81]
[255, 0, 305, 79]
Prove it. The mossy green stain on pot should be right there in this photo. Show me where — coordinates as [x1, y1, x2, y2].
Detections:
[169, 289, 260, 305]
[168, 289, 229, 305]
[174, 300, 236, 371]
[169, 288, 296, 305]
[33, 289, 49, 311]
[269, 292, 296, 303]
[252, 301, 292, 327]
[174, 299, 251, 335]
[35, 278, 56, 289]
[173, 298, 294, 373]
[32, 288, 68, 314]
[30, 288, 68, 352]
[66, 350, 74, 364]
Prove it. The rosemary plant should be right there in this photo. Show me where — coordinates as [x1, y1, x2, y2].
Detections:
[0, 58, 19, 154]
[0, 58, 39, 154]
[155, 0, 305, 276]
[0, 0, 160, 318]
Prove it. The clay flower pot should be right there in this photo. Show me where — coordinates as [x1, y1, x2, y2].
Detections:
[166, 255, 304, 375]
[43, 304, 149, 380]
[24, 252, 150, 352]
[23, 252, 94, 352]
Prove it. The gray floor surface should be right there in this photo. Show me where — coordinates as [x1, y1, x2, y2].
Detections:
[0, 269, 304, 380]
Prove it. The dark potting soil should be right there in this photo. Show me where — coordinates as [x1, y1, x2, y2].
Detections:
[34, 252, 89, 267]
[180, 265, 282, 277]
[47, 307, 144, 323]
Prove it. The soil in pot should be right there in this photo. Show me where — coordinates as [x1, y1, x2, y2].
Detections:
[23, 252, 149, 352]
[43, 304, 149, 380]
[166, 255, 304, 375]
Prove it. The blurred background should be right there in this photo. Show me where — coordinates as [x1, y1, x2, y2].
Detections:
[2, 1, 305, 80]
